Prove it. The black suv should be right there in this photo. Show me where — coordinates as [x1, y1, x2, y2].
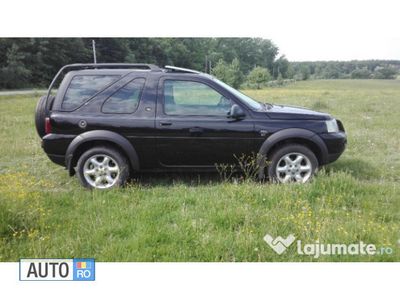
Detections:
[35, 63, 346, 189]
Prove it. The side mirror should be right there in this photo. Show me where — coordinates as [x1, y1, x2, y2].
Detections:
[228, 104, 246, 119]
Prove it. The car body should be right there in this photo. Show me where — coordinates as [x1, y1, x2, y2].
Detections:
[36, 63, 347, 188]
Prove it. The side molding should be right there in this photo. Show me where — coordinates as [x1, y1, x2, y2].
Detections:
[65, 130, 140, 175]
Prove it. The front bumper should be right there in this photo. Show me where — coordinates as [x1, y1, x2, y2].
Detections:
[319, 131, 347, 164]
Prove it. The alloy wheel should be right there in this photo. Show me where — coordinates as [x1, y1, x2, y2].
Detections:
[83, 154, 120, 189]
[275, 152, 312, 183]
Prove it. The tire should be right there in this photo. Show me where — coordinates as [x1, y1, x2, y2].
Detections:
[267, 144, 318, 183]
[35, 95, 55, 138]
[76, 146, 130, 189]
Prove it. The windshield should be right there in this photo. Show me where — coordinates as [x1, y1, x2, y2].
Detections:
[212, 78, 264, 111]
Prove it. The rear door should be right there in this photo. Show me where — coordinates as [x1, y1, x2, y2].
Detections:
[155, 76, 255, 167]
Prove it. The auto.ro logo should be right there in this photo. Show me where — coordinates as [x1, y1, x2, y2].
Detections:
[263, 234, 296, 254]
[19, 258, 95, 281]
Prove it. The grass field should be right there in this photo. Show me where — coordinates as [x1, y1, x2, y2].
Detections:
[0, 80, 399, 262]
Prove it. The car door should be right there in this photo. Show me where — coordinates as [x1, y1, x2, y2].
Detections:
[155, 76, 256, 167]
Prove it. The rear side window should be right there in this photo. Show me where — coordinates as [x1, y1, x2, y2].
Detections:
[102, 78, 145, 114]
[62, 75, 119, 110]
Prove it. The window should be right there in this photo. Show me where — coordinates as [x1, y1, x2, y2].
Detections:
[62, 75, 119, 110]
[212, 77, 263, 111]
[164, 80, 233, 116]
[102, 78, 145, 114]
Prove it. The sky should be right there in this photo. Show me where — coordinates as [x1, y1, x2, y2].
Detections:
[263, 0, 400, 61]
[1, 0, 400, 62]
[272, 37, 400, 62]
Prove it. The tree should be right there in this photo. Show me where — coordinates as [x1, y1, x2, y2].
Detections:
[211, 38, 278, 75]
[1, 38, 400, 89]
[277, 72, 284, 85]
[273, 55, 290, 79]
[289, 60, 400, 80]
[211, 59, 233, 86]
[323, 64, 341, 79]
[246, 66, 271, 89]
[90, 38, 130, 63]
[211, 58, 243, 88]
[32, 38, 91, 85]
[0, 43, 31, 89]
[373, 66, 397, 79]
[351, 68, 371, 79]
[229, 58, 243, 88]
[294, 64, 311, 80]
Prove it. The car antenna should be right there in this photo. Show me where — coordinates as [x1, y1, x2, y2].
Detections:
[92, 40, 97, 65]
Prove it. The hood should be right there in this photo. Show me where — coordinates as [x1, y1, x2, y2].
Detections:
[266, 104, 331, 120]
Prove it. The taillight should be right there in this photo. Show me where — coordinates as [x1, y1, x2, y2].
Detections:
[45, 117, 52, 134]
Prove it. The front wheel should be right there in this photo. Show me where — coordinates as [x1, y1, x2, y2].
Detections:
[76, 146, 129, 189]
[267, 144, 318, 183]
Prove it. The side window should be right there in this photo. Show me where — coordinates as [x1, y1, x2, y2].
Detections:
[102, 78, 145, 114]
[164, 80, 233, 116]
[62, 75, 119, 110]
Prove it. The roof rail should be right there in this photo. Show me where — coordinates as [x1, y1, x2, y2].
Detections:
[164, 65, 202, 74]
[57, 63, 160, 72]
[44, 63, 161, 113]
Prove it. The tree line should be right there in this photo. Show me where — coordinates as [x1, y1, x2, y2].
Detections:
[0, 38, 281, 89]
[0, 38, 398, 90]
[290, 60, 400, 81]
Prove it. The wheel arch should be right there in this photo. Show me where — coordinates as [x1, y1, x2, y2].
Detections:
[257, 128, 328, 179]
[65, 130, 140, 176]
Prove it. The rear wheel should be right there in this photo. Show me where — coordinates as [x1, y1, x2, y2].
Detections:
[76, 146, 129, 189]
[267, 144, 318, 183]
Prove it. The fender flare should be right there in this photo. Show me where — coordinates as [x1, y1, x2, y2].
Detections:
[257, 128, 328, 179]
[65, 130, 140, 175]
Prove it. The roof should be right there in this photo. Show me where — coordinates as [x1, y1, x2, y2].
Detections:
[57, 63, 206, 75]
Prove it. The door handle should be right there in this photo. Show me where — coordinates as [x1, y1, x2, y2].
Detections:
[160, 121, 172, 126]
[189, 127, 204, 134]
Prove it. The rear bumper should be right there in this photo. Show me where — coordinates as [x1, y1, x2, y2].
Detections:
[319, 131, 347, 164]
[47, 154, 65, 166]
[41, 133, 76, 167]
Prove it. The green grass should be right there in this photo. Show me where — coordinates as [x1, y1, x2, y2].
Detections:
[0, 80, 399, 261]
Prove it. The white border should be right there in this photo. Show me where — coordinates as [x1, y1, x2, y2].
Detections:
[0, 0, 399, 297]
[0, 0, 399, 38]
[0, 262, 398, 299]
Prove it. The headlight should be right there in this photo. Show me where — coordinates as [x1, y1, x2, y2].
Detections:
[325, 119, 339, 133]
